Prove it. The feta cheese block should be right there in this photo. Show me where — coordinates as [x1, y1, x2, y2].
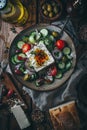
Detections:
[26, 43, 55, 72]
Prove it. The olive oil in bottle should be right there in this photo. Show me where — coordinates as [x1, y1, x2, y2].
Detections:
[0, 0, 29, 26]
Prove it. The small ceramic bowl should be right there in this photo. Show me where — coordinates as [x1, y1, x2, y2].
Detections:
[40, 0, 62, 21]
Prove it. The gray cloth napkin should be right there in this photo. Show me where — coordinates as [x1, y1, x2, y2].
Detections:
[23, 57, 87, 111]
[22, 20, 83, 111]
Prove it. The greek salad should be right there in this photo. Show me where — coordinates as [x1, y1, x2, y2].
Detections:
[10, 28, 74, 87]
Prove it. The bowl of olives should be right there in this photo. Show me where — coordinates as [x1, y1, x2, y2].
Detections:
[40, 0, 62, 21]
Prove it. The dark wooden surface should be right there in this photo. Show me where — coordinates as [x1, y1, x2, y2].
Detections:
[0, 0, 87, 130]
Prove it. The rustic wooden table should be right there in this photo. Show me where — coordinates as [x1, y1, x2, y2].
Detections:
[0, 0, 87, 130]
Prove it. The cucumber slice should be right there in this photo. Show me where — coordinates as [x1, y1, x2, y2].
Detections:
[22, 35, 29, 42]
[49, 35, 55, 41]
[62, 56, 67, 63]
[65, 61, 72, 70]
[55, 71, 63, 79]
[11, 57, 16, 64]
[40, 29, 48, 37]
[13, 55, 24, 63]
[63, 47, 71, 55]
[32, 30, 41, 40]
[58, 61, 65, 70]
[39, 40, 44, 44]
[29, 31, 41, 43]
[19, 64, 26, 74]
[18, 53, 26, 58]
[14, 55, 21, 63]
[44, 38, 50, 45]
[36, 32, 41, 40]
[66, 54, 73, 60]
[29, 35, 36, 44]
[17, 41, 25, 49]
[31, 31, 36, 36]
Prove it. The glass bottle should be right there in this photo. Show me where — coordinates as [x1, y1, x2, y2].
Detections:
[0, 0, 29, 26]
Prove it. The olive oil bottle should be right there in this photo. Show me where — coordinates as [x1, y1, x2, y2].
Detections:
[0, 0, 29, 26]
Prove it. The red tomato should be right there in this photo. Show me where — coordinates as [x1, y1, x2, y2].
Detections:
[22, 43, 31, 53]
[17, 56, 26, 61]
[7, 89, 14, 98]
[50, 66, 57, 76]
[56, 40, 65, 50]
[14, 69, 21, 74]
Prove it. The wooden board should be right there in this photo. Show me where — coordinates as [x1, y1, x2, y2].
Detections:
[2, 72, 27, 109]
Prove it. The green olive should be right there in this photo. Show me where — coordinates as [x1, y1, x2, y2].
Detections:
[47, 4, 52, 12]
[54, 6, 59, 14]
[52, 31, 59, 37]
[49, 12, 54, 18]
[62, 56, 67, 62]
[42, 4, 47, 10]
[43, 10, 48, 16]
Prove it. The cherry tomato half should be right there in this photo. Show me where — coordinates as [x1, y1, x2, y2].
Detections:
[14, 68, 22, 75]
[56, 40, 65, 50]
[17, 55, 27, 61]
[22, 43, 31, 53]
[50, 66, 57, 76]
